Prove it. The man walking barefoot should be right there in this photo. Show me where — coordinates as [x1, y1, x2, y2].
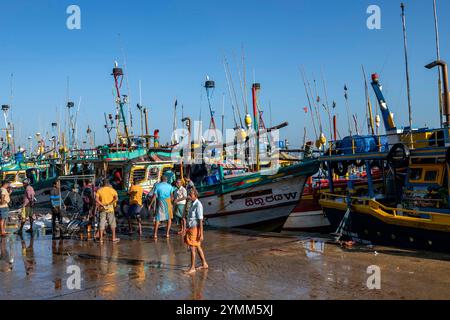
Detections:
[150, 175, 174, 239]
[50, 180, 64, 240]
[16, 179, 35, 235]
[184, 188, 208, 274]
[96, 180, 119, 243]
[127, 178, 143, 236]
[173, 179, 187, 235]
[0, 180, 11, 237]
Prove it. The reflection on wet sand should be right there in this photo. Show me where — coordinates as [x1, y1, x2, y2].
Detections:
[0, 229, 449, 300]
[20, 235, 35, 277]
[189, 269, 208, 300]
[0, 238, 13, 272]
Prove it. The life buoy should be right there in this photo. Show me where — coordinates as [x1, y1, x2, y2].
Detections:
[387, 143, 410, 169]
[2, 150, 11, 158]
[332, 161, 349, 176]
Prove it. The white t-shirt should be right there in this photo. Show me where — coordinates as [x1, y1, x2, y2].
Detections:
[0, 187, 10, 209]
[187, 199, 204, 228]
[174, 186, 187, 205]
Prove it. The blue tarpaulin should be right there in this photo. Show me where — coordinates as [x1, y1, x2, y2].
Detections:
[340, 135, 389, 155]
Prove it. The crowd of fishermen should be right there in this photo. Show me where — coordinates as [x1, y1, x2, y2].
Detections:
[0, 172, 208, 274]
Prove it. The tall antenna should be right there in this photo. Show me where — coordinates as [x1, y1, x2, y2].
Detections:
[9, 73, 15, 150]
[172, 99, 178, 144]
[138, 80, 144, 136]
[224, 56, 243, 128]
[433, 0, 443, 127]
[242, 44, 248, 115]
[112, 61, 131, 146]
[204, 77, 217, 143]
[221, 93, 225, 138]
[401, 3, 414, 143]
[344, 84, 352, 136]
[223, 57, 239, 128]
[321, 70, 333, 140]
[300, 67, 318, 140]
[118, 33, 133, 136]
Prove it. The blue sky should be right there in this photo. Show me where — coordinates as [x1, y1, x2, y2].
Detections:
[0, 0, 449, 148]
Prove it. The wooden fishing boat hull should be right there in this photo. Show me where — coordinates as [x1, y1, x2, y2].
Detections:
[202, 174, 306, 231]
[198, 160, 319, 231]
[321, 197, 450, 252]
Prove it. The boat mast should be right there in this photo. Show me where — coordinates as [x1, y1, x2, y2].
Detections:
[205, 77, 216, 128]
[172, 99, 178, 144]
[300, 68, 318, 140]
[252, 82, 260, 171]
[362, 65, 375, 135]
[112, 61, 131, 147]
[401, 3, 414, 147]
[138, 80, 144, 137]
[221, 93, 225, 138]
[223, 57, 239, 129]
[344, 84, 352, 136]
[433, 0, 443, 127]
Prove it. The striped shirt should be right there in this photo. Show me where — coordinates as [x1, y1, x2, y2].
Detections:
[50, 187, 62, 208]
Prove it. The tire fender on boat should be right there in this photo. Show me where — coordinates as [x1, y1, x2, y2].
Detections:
[387, 143, 410, 169]
[332, 161, 349, 176]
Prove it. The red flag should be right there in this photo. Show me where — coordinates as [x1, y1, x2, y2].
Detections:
[303, 107, 308, 113]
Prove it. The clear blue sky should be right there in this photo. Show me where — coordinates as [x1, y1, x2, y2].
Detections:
[0, 0, 449, 148]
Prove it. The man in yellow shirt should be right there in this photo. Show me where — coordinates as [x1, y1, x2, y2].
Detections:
[127, 178, 143, 236]
[96, 180, 119, 243]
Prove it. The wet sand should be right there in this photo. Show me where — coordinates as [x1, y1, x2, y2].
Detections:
[0, 227, 449, 300]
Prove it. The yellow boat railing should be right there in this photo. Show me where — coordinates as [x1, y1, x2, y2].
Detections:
[320, 193, 450, 226]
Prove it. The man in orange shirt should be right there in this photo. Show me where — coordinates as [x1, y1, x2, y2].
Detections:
[96, 180, 119, 243]
[127, 178, 143, 236]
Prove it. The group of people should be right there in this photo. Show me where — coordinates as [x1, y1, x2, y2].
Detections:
[0, 171, 208, 274]
[0, 178, 36, 237]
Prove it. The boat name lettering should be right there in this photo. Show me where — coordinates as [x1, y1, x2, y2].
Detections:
[245, 192, 298, 206]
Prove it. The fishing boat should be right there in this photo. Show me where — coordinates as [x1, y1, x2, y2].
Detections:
[319, 63, 450, 251]
[1, 160, 59, 208]
[191, 159, 319, 231]
[283, 170, 384, 232]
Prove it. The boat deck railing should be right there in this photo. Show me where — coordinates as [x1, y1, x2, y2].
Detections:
[68, 146, 148, 161]
[320, 127, 450, 160]
[320, 193, 450, 225]
[69, 149, 100, 160]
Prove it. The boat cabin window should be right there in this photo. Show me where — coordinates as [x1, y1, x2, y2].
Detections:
[26, 169, 37, 184]
[132, 169, 146, 183]
[4, 173, 16, 182]
[424, 170, 438, 182]
[409, 168, 423, 181]
[40, 169, 47, 181]
[148, 167, 160, 180]
[408, 165, 444, 185]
